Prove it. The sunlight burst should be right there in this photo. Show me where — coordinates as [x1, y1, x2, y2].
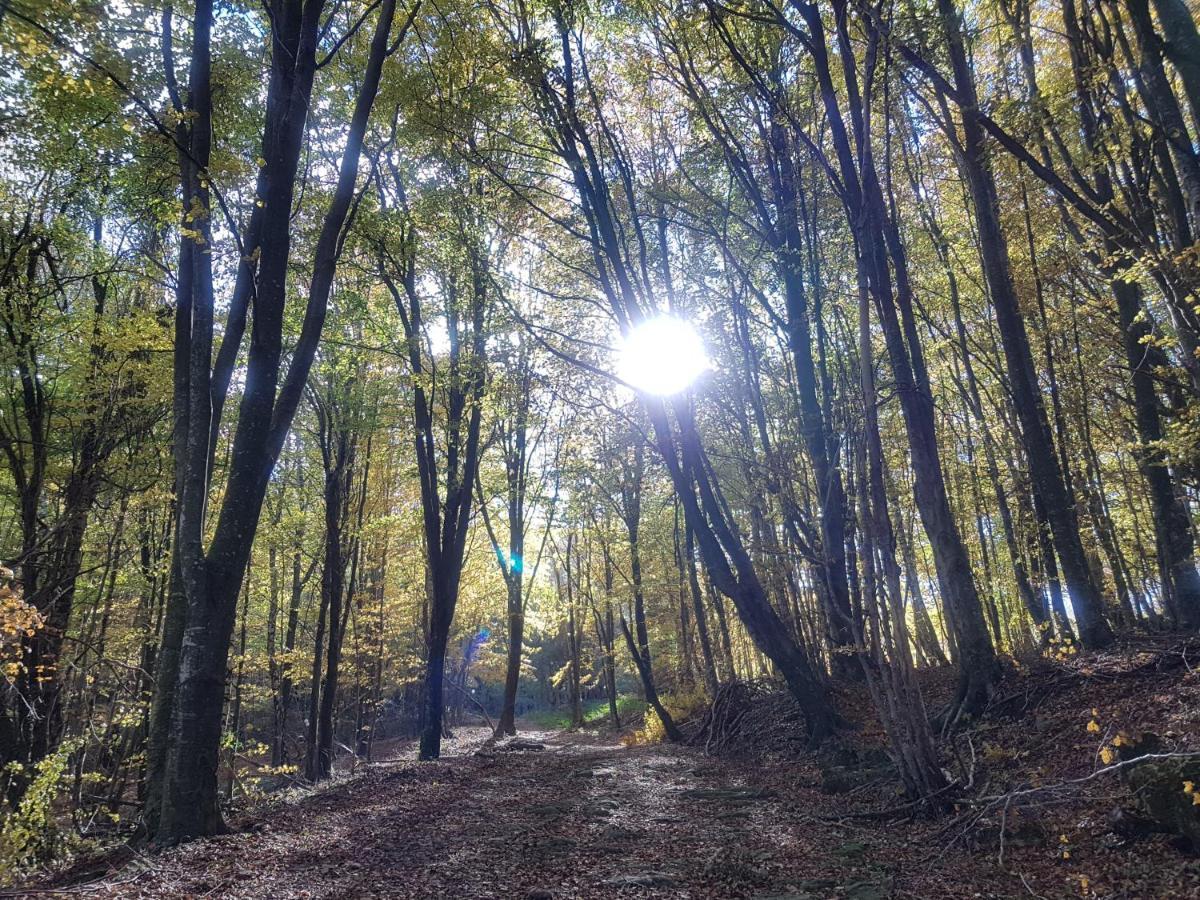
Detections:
[617, 315, 710, 396]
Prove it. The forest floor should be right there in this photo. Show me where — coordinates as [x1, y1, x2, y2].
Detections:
[14, 639, 1200, 899]
[17, 726, 929, 899]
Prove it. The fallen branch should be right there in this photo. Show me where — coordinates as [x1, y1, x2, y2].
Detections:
[934, 751, 1200, 860]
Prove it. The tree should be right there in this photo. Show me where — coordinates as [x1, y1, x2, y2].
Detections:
[925, 0, 1114, 647]
[375, 164, 490, 760]
[494, 1, 838, 740]
[147, 0, 404, 842]
[477, 334, 557, 736]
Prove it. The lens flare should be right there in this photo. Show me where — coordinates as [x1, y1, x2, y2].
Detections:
[616, 315, 709, 396]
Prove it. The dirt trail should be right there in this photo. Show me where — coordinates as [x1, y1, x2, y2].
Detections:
[14, 645, 1200, 898]
[44, 701, 1200, 900]
[51, 728, 885, 899]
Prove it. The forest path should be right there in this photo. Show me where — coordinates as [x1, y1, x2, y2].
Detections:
[87, 727, 882, 899]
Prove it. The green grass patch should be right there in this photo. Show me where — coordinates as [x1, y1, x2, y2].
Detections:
[523, 696, 646, 730]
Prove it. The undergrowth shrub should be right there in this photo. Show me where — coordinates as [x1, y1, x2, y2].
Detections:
[624, 685, 709, 745]
[0, 739, 82, 886]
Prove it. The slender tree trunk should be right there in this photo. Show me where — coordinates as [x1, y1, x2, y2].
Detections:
[619, 615, 681, 742]
[936, 0, 1113, 648]
[565, 540, 584, 728]
[685, 522, 719, 695]
[596, 542, 622, 728]
[314, 415, 354, 780]
[274, 525, 306, 766]
[304, 576, 329, 782]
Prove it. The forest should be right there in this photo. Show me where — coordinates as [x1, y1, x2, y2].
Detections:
[1, 0, 1200, 895]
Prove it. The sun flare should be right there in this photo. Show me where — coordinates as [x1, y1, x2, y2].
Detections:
[616, 315, 710, 396]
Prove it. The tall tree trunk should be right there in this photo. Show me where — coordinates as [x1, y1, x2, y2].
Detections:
[274, 524, 307, 766]
[565, 537, 584, 728]
[684, 521, 720, 695]
[935, 0, 1114, 648]
[304, 574, 329, 782]
[314, 405, 355, 780]
[153, 0, 398, 842]
[595, 539, 623, 728]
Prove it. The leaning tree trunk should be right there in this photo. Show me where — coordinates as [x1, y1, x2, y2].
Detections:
[619, 615, 681, 742]
[684, 522, 719, 695]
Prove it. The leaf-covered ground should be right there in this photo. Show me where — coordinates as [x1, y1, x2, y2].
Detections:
[17, 641, 1200, 898]
[16, 728, 906, 898]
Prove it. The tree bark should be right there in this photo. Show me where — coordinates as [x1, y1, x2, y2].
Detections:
[935, 0, 1114, 648]
[152, 0, 399, 842]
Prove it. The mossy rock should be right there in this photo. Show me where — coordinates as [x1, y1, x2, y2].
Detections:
[819, 766, 854, 794]
[1126, 757, 1200, 851]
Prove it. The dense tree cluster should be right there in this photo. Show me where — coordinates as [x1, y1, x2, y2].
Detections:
[2, 0, 1200, 865]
